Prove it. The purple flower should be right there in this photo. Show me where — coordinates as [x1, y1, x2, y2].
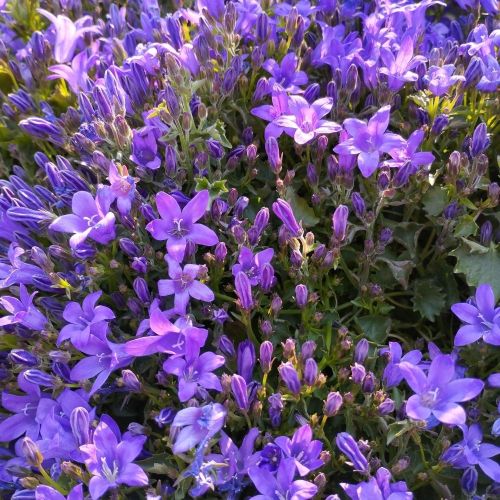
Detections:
[235, 271, 254, 311]
[424, 65, 466, 96]
[251, 87, 291, 140]
[0, 243, 45, 289]
[80, 415, 148, 499]
[146, 190, 218, 262]
[70, 337, 132, 395]
[49, 189, 116, 250]
[171, 403, 227, 454]
[399, 354, 484, 425]
[126, 305, 208, 357]
[237, 340, 256, 382]
[272, 198, 302, 237]
[275, 424, 323, 477]
[381, 341, 423, 388]
[48, 50, 96, 93]
[336, 432, 369, 474]
[158, 256, 214, 315]
[451, 283, 500, 346]
[477, 55, 500, 93]
[262, 53, 308, 94]
[332, 205, 349, 242]
[106, 163, 138, 216]
[341, 467, 413, 499]
[130, 126, 161, 170]
[38, 9, 100, 63]
[278, 362, 301, 396]
[0, 284, 47, 331]
[334, 105, 406, 177]
[275, 96, 341, 144]
[58, 291, 115, 349]
[163, 350, 224, 402]
[386, 129, 435, 169]
[248, 457, 318, 500]
[35, 484, 84, 500]
[379, 35, 426, 92]
[232, 247, 274, 286]
[442, 424, 500, 483]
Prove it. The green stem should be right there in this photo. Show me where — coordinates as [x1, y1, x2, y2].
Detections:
[39, 465, 67, 494]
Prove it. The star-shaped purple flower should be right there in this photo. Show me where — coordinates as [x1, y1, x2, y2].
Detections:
[275, 96, 341, 145]
[0, 284, 47, 331]
[386, 129, 435, 169]
[381, 341, 423, 388]
[146, 190, 218, 262]
[262, 53, 308, 94]
[334, 105, 406, 177]
[49, 189, 116, 250]
[158, 256, 214, 315]
[424, 65, 466, 96]
[232, 246, 274, 286]
[399, 354, 484, 425]
[451, 283, 500, 346]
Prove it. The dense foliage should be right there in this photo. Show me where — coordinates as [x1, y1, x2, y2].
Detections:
[0, 0, 499, 498]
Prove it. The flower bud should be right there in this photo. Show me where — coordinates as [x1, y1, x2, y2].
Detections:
[21, 437, 43, 467]
[350, 363, 366, 385]
[119, 238, 140, 257]
[304, 358, 318, 386]
[231, 374, 249, 411]
[273, 199, 302, 236]
[9, 349, 38, 367]
[354, 339, 369, 364]
[431, 114, 449, 135]
[70, 407, 90, 446]
[266, 136, 282, 174]
[461, 467, 478, 496]
[362, 372, 376, 392]
[260, 263, 275, 292]
[324, 391, 343, 416]
[332, 205, 349, 242]
[23, 369, 55, 388]
[480, 221, 493, 246]
[259, 341, 273, 373]
[279, 362, 301, 396]
[237, 340, 256, 382]
[271, 294, 283, 314]
[282, 338, 296, 359]
[295, 284, 308, 309]
[133, 277, 150, 304]
[155, 407, 176, 427]
[122, 369, 142, 392]
[378, 398, 395, 415]
[471, 123, 490, 158]
[235, 271, 254, 311]
[301, 341, 317, 360]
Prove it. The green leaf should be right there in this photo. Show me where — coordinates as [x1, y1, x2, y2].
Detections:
[454, 215, 478, 238]
[137, 454, 171, 474]
[422, 187, 447, 217]
[377, 257, 414, 289]
[0, 334, 19, 350]
[387, 221, 423, 260]
[386, 420, 412, 445]
[356, 315, 391, 343]
[285, 188, 320, 227]
[451, 242, 500, 300]
[412, 279, 445, 321]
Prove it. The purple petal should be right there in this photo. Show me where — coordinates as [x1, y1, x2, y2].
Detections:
[358, 151, 380, 177]
[172, 426, 204, 453]
[89, 476, 111, 500]
[428, 355, 455, 387]
[158, 279, 175, 297]
[432, 402, 466, 425]
[156, 191, 181, 221]
[248, 466, 277, 496]
[189, 281, 214, 302]
[475, 284, 495, 317]
[478, 458, 500, 483]
[117, 462, 148, 487]
[399, 362, 427, 393]
[146, 219, 171, 240]
[343, 118, 367, 138]
[182, 190, 209, 223]
[167, 236, 187, 262]
[50, 214, 87, 233]
[454, 325, 483, 346]
[189, 224, 218, 246]
[311, 97, 333, 119]
[439, 378, 484, 403]
[451, 303, 478, 324]
[405, 395, 431, 421]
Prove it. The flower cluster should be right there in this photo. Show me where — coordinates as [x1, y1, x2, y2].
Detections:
[0, 0, 499, 499]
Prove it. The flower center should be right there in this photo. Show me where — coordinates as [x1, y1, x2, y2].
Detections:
[170, 218, 187, 237]
[176, 272, 194, 291]
[421, 388, 439, 408]
[101, 457, 119, 483]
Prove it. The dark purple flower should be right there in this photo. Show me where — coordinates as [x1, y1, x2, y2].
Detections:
[262, 53, 308, 93]
[272, 199, 302, 237]
[232, 247, 274, 286]
[170, 403, 227, 454]
[49, 189, 116, 250]
[336, 432, 369, 474]
[235, 271, 254, 311]
[0, 284, 47, 331]
[442, 424, 500, 483]
[80, 415, 148, 498]
[275, 96, 341, 145]
[163, 350, 224, 402]
[231, 374, 250, 411]
[332, 205, 349, 242]
[248, 458, 317, 500]
[275, 424, 323, 477]
[237, 340, 256, 383]
[147, 190, 218, 262]
[324, 391, 342, 417]
[334, 105, 406, 177]
[279, 362, 301, 396]
[0, 243, 45, 289]
[399, 354, 484, 425]
[130, 127, 161, 170]
[58, 291, 115, 349]
[451, 284, 500, 346]
[158, 256, 214, 315]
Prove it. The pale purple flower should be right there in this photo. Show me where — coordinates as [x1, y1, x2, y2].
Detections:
[477, 55, 500, 92]
[126, 305, 208, 357]
[334, 105, 406, 177]
[171, 403, 227, 454]
[58, 291, 115, 349]
[106, 163, 138, 216]
[262, 53, 308, 94]
[341, 467, 413, 499]
[146, 190, 218, 262]
[70, 337, 132, 395]
[49, 189, 116, 250]
[424, 65, 466, 96]
[248, 457, 318, 500]
[35, 484, 84, 500]
[158, 256, 214, 315]
[381, 341, 423, 388]
[251, 87, 291, 140]
[379, 35, 426, 92]
[47, 50, 96, 93]
[232, 246, 274, 286]
[163, 350, 224, 402]
[80, 415, 148, 499]
[0, 243, 45, 289]
[38, 9, 101, 63]
[451, 283, 500, 346]
[0, 284, 47, 331]
[399, 354, 484, 425]
[442, 424, 500, 483]
[275, 96, 341, 145]
[275, 424, 323, 477]
[386, 129, 435, 169]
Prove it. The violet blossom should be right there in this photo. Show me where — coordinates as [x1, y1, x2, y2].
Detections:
[381, 341, 423, 388]
[105, 162, 138, 216]
[262, 53, 308, 94]
[251, 87, 292, 140]
[232, 246, 274, 286]
[0, 284, 47, 331]
[385, 129, 435, 170]
[424, 65, 466, 96]
[130, 126, 162, 170]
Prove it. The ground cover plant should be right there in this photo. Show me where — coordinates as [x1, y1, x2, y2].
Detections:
[0, 0, 499, 498]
